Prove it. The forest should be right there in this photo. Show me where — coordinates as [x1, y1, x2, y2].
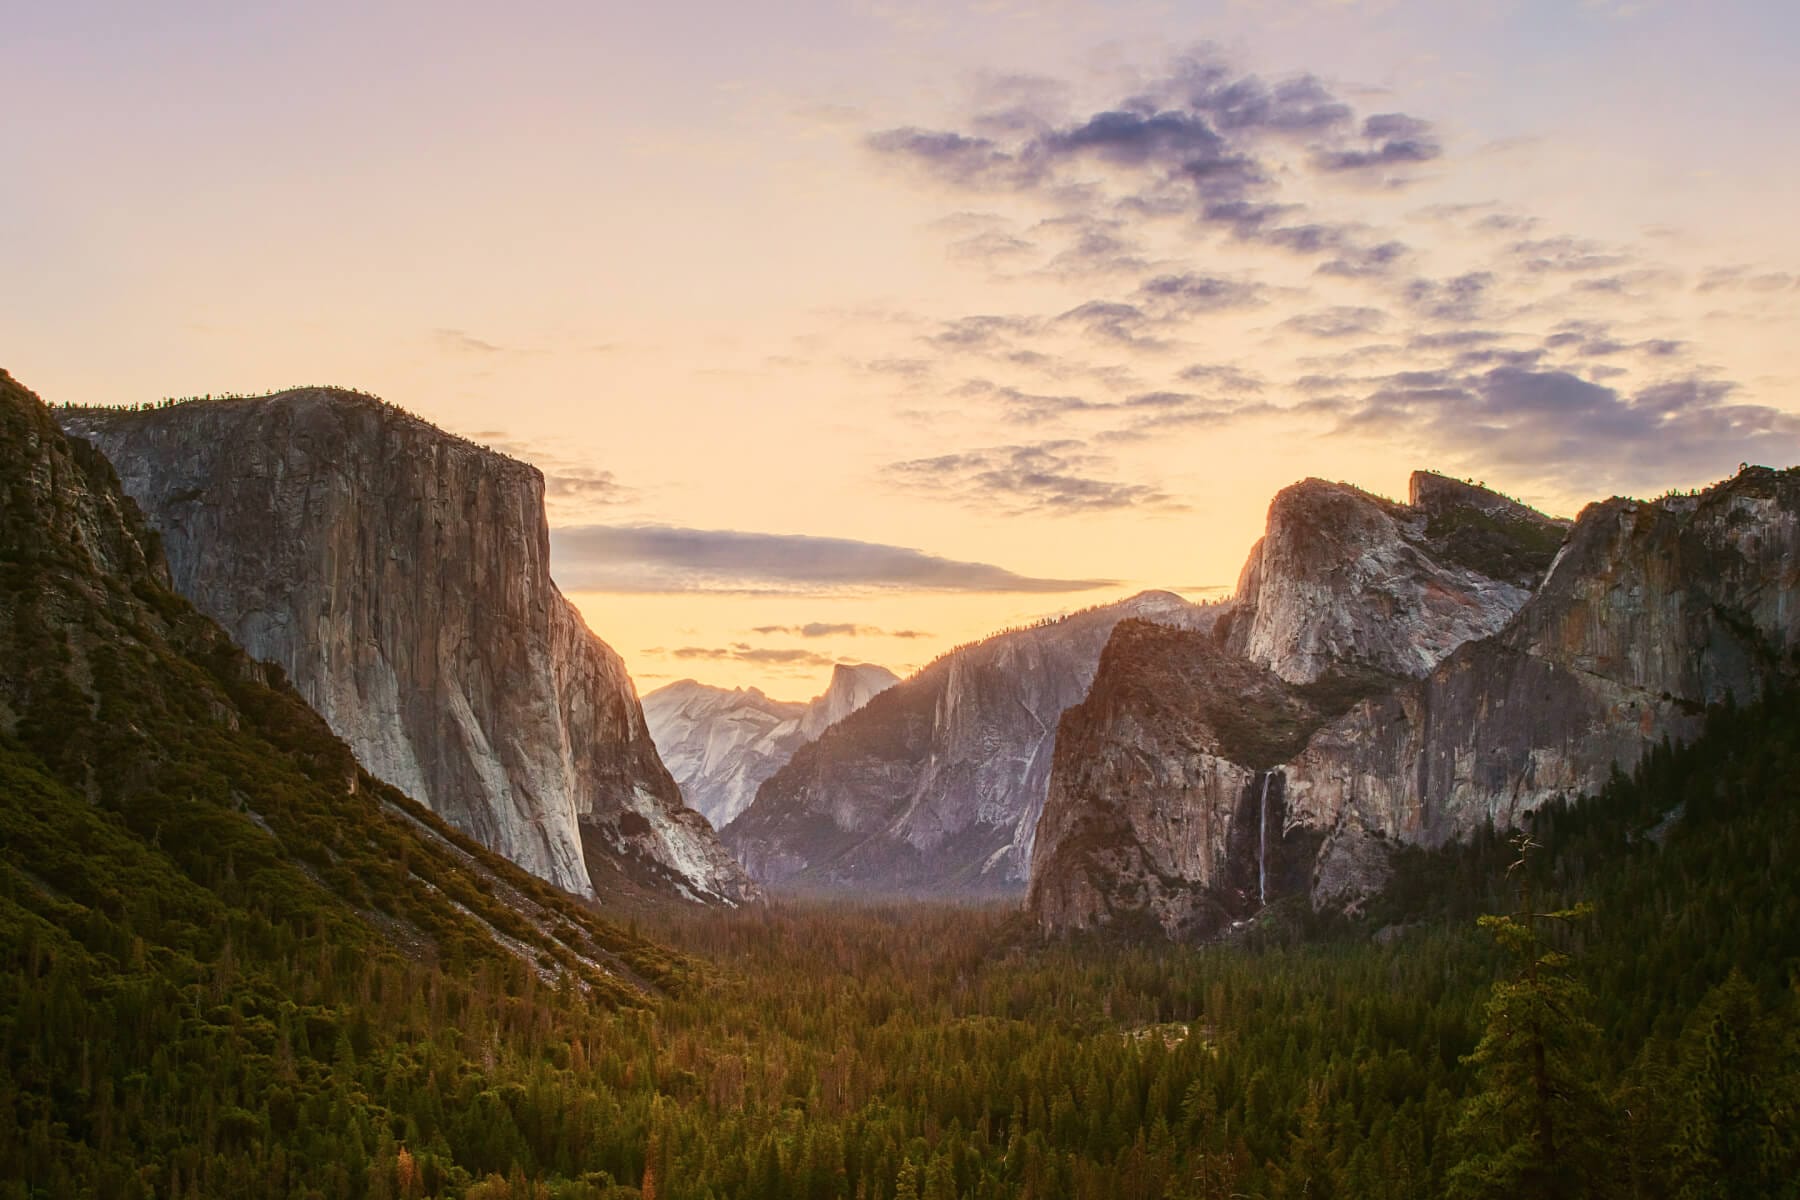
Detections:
[4, 680, 1797, 1198]
[2, 370, 1797, 1197]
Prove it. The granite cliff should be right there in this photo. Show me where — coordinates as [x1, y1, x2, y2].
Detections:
[1, 368, 691, 1001]
[1220, 472, 1566, 683]
[61, 389, 757, 907]
[1032, 467, 1800, 942]
[643, 663, 899, 828]
[725, 591, 1217, 895]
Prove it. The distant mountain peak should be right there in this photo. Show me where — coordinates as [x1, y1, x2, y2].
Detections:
[723, 592, 1219, 896]
[644, 661, 899, 830]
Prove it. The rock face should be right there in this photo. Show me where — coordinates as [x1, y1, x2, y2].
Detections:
[1220, 473, 1566, 683]
[61, 389, 757, 907]
[1030, 467, 1800, 942]
[725, 591, 1218, 896]
[1026, 623, 1320, 940]
[643, 663, 899, 829]
[1283, 468, 1800, 847]
[797, 663, 901, 741]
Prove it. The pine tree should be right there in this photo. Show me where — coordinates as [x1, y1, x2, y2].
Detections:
[894, 1157, 921, 1200]
[1668, 972, 1798, 1200]
[1447, 837, 1615, 1200]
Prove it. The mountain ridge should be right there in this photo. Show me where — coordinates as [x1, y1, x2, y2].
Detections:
[60, 387, 757, 908]
[1028, 465, 1800, 942]
[643, 662, 899, 828]
[725, 589, 1219, 895]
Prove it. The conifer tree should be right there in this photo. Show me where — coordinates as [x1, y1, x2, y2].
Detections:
[1447, 837, 1614, 1200]
[1668, 972, 1797, 1200]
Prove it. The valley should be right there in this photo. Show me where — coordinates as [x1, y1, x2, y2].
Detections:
[4, 368, 1797, 1196]
[11, 8, 1800, 1195]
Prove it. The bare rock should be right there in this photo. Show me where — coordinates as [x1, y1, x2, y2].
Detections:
[62, 390, 757, 906]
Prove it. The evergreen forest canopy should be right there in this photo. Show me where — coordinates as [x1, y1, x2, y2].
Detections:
[1, 367, 1797, 1198]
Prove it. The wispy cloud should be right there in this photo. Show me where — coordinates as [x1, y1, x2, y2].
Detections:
[1281, 305, 1389, 339]
[433, 328, 510, 355]
[649, 644, 842, 669]
[1334, 367, 1800, 492]
[751, 622, 933, 639]
[845, 42, 1793, 508]
[550, 525, 1115, 594]
[463, 431, 635, 514]
[884, 440, 1182, 513]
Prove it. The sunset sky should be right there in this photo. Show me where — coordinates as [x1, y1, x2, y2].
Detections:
[8, 1, 1798, 699]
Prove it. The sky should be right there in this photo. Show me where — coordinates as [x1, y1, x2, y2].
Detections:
[6, 0, 1798, 700]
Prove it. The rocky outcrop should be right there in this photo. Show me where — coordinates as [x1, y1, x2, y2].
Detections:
[798, 663, 900, 741]
[1221, 472, 1566, 683]
[1026, 623, 1325, 940]
[1283, 467, 1800, 847]
[61, 389, 757, 907]
[643, 663, 899, 828]
[1030, 467, 1800, 942]
[725, 591, 1218, 896]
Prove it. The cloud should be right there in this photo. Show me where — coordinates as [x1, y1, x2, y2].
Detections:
[459, 432, 635, 511]
[866, 47, 1436, 237]
[1135, 272, 1267, 315]
[885, 440, 1182, 513]
[434, 328, 509, 355]
[1176, 363, 1266, 392]
[1402, 271, 1495, 322]
[1056, 300, 1165, 348]
[1316, 239, 1410, 278]
[1034, 217, 1150, 278]
[1282, 305, 1389, 338]
[1696, 267, 1798, 294]
[859, 42, 1776, 498]
[1311, 112, 1442, 172]
[752, 623, 934, 639]
[1509, 236, 1629, 275]
[863, 356, 936, 381]
[865, 127, 1033, 190]
[542, 466, 631, 507]
[926, 313, 1042, 353]
[1095, 395, 1288, 442]
[661, 645, 841, 668]
[958, 379, 1095, 424]
[949, 227, 1040, 265]
[1335, 366, 1800, 491]
[550, 525, 1114, 594]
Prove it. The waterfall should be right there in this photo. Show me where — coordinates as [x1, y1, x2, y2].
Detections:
[1257, 771, 1271, 906]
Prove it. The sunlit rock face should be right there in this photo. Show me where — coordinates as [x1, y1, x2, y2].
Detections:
[1283, 467, 1800, 851]
[1032, 472, 1586, 941]
[63, 390, 758, 907]
[725, 591, 1221, 897]
[643, 663, 899, 829]
[1221, 472, 1567, 684]
[1033, 467, 1800, 942]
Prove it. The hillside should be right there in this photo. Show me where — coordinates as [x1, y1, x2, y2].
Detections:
[0, 369, 695, 1194]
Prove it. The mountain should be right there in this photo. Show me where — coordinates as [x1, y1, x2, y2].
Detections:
[60, 389, 756, 907]
[1218, 471, 1567, 684]
[797, 661, 901, 740]
[724, 591, 1217, 896]
[0, 367, 705, 1188]
[644, 663, 898, 829]
[1029, 467, 1800, 941]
